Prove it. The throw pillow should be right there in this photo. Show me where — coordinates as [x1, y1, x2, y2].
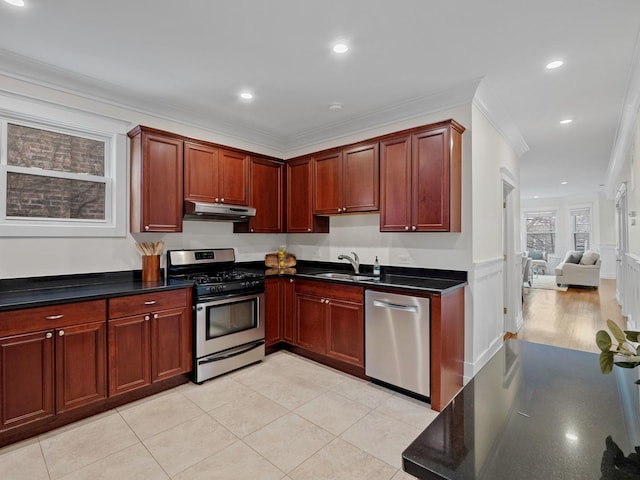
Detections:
[567, 253, 583, 264]
[529, 250, 543, 260]
[580, 251, 600, 265]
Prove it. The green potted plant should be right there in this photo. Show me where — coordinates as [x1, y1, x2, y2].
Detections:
[596, 319, 640, 381]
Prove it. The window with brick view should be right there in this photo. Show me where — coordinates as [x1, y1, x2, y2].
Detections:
[6, 123, 106, 220]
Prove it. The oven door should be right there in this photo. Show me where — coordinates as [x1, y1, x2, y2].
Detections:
[195, 293, 265, 358]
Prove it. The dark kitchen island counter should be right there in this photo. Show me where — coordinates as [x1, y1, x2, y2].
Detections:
[403, 340, 640, 479]
[0, 270, 193, 311]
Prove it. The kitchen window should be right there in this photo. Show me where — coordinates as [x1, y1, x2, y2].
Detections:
[0, 98, 127, 237]
[524, 210, 556, 256]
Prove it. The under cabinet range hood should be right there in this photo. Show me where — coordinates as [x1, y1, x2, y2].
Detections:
[183, 200, 256, 222]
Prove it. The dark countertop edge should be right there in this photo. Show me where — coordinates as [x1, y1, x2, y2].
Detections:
[239, 260, 468, 294]
[0, 271, 194, 312]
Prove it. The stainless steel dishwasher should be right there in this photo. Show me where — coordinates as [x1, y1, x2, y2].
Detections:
[365, 290, 430, 397]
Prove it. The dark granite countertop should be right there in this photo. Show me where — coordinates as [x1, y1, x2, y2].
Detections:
[258, 260, 467, 294]
[403, 340, 640, 479]
[0, 271, 193, 312]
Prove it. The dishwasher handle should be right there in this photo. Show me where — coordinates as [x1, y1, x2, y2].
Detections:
[372, 299, 418, 313]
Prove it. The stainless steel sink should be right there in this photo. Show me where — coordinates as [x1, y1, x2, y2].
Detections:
[313, 272, 377, 281]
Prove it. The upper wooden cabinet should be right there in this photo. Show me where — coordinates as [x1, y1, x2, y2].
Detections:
[380, 120, 464, 232]
[286, 156, 329, 233]
[184, 143, 249, 206]
[234, 157, 283, 233]
[129, 127, 184, 233]
[313, 142, 379, 215]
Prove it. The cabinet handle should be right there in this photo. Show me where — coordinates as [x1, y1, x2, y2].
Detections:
[404, 226, 409, 231]
[153, 313, 158, 319]
[144, 300, 157, 305]
[45, 314, 64, 320]
[411, 225, 417, 231]
[145, 315, 150, 321]
[58, 330, 65, 337]
[144, 226, 150, 231]
[46, 332, 53, 339]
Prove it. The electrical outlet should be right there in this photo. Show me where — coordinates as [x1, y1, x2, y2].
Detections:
[397, 254, 410, 264]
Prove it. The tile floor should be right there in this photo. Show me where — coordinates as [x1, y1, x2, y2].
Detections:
[0, 351, 439, 479]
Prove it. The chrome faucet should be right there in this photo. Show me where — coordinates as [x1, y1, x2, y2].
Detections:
[338, 252, 360, 274]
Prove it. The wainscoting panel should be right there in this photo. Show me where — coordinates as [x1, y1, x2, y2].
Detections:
[465, 257, 505, 381]
[598, 244, 617, 279]
[623, 254, 640, 330]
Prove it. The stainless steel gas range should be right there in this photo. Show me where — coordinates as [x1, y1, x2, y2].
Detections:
[166, 248, 265, 383]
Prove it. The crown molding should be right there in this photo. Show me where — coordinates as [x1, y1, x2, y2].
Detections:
[472, 78, 529, 158]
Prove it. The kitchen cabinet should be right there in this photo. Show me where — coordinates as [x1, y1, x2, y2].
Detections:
[285, 156, 329, 233]
[108, 289, 192, 396]
[234, 157, 283, 233]
[184, 142, 249, 206]
[293, 279, 364, 367]
[380, 120, 464, 232]
[313, 142, 379, 215]
[0, 300, 107, 431]
[129, 126, 184, 233]
[264, 277, 283, 346]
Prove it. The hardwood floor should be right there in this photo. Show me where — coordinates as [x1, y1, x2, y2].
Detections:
[517, 278, 626, 353]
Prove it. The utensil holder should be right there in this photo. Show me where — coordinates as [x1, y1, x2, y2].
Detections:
[142, 255, 160, 282]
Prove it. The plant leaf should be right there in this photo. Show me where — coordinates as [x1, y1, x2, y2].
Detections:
[600, 351, 614, 374]
[596, 330, 612, 352]
[608, 320, 626, 344]
[613, 361, 640, 369]
[625, 331, 640, 342]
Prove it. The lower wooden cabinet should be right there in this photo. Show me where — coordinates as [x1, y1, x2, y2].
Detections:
[108, 289, 192, 396]
[0, 300, 107, 432]
[265, 277, 283, 346]
[293, 280, 364, 368]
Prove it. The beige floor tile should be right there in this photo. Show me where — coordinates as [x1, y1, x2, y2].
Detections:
[332, 376, 394, 409]
[289, 437, 397, 480]
[181, 375, 254, 412]
[58, 443, 168, 480]
[119, 391, 203, 440]
[0, 439, 49, 480]
[375, 393, 439, 430]
[39, 411, 139, 479]
[341, 410, 422, 469]
[173, 441, 285, 480]
[392, 469, 419, 479]
[244, 412, 334, 473]
[249, 373, 327, 410]
[295, 391, 370, 435]
[143, 414, 237, 476]
[209, 391, 288, 437]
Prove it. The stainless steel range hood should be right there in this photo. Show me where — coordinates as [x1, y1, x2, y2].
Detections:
[183, 200, 256, 222]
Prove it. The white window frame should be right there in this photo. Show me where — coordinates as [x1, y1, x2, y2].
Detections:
[523, 209, 557, 256]
[0, 92, 128, 237]
[569, 204, 592, 252]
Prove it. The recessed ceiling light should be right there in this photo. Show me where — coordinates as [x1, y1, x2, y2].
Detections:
[332, 43, 349, 54]
[329, 103, 343, 111]
[4, 0, 25, 5]
[561, 181, 568, 185]
[239, 92, 253, 100]
[533, 195, 539, 199]
[560, 119, 573, 125]
[546, 60, 564, 69]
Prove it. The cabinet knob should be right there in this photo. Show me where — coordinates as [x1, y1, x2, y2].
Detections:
[250, 228, 254, 233]
[46, 332, 53, 339]
[307, 228, 311, 232]
[145, 315, 150, 321]
[215, 197, 219, 202]
[144, 226, 150, 231]
[404, 226, 409, 231]
[289, 278, 294, 283]
[58, 330, 65, 337]
[337, 208, 341, 213]
[343, 207, 347, 212]
[153, 313, 158, 319]
[221, 198, 225, 203]
[411, 225, 417, 231]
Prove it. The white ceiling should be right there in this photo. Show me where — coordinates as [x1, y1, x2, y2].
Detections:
[0, 0, 639, 200]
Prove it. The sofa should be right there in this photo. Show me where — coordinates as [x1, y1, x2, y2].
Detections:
[555, 250, 601, 288]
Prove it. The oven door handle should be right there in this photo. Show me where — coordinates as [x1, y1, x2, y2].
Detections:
[198, 341, 265, 364]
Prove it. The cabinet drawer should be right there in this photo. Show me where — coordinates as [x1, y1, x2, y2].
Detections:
[108, 289, 190, 318]
[294, 279, 363, 303]
[0, 300, 106, 337]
